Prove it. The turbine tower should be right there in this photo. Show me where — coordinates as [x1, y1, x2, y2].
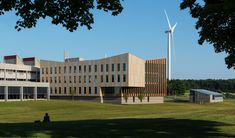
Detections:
[164, 10, 177, 81]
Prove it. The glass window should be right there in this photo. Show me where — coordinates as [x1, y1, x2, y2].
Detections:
[64, 87, 67, 94]
[112, 64, 115, 72]
[95, 65, 97, 72]
[79, 76, 81, 83]
[79, 65, 81, 73]
[101, 64, 103, 72]
[123, 63, 126, 71]
[50, 67, 53, 74]
[89, 65, 91, 72]
[89, 87, 91, 94]
[106, 64, 109, 72]
[74, 76, 76, 83]
[95, 87, 97, 94]
[117, 75, 120, 82]
[84, 76, 86, 83]
[84, 87, 87, 94]
[59, 67, 61, 74]
[74, 66, 76, 73]
[106, 75, 109, 83]
[123, 74, 126, 82]
[101, 75, 103, 83]
[79, 87, 82, 94]
[64, 66, 66, 73]
[117, 63, 120, 71]
[112, 75, 115, 82]
[69, 66, 72, 74]
[84, 65, 86, 72]
[54, 67, 57, 74]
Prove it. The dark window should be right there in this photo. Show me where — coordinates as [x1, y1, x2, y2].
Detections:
[112, 64, 115, 71]
[64, 76, 66, 83]
[106, 75, 109, 83]
[74, 76, 76, 83]
[88, 75, 91, 83]
[59, 87, 61, 94]
[123, 74, 126, 82]
[79, 65, 81, 73]
[79, 76, 81, 83]
[55, 87, 57, 94]
[89, 87, 91, 94]
[69, 87, 72, 94]
[64, 66, 66, 73]
[79, 87, 82, 94]
[89, 65, 91, 72]
[117, 75, 120, 82]
[84, 65, 86, 72]
[133, 97, 135, 102]
[42, 68, 44, 74]
[69, 66, 72, 73]
[106, 64, 109, 72]
[69, 76, 72, 83]
[123, 63, 126, 71]
[95, 87, 97, 94]
[64, 87, 67, 94]
[59, 67, 61, 74]
[50, 67, 53, 74]
[117, 63, 120, 71]
[74, 66, 76, 73]
[101, 64, 103, 72]
[54, 77, 57, 83]
[112, 75, 115, 82]
[95, 65, 97, 72]
[84, 76, 86, 83]
[46, 67, 48, 74]
[54, 67, 57, 74]
[59, 76, 61, 83]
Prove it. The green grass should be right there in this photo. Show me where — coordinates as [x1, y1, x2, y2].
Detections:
[0, 99, 235, 137]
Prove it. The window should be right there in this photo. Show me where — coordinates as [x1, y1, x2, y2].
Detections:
[89, 87, 91, 94]
[117, 63, 120, 71]
[50, 77, 52, 83]
[112, 64, 115, 72]
[89, 65, 91, 72]
[106, 64, 109, 72]
[74, 87, 76, 94]
[55, 87, 57, 94]
[112, 75, 115, 82]
[74, 66, 76, 73]
[64, 66, 67, 73]
[84, 87, 87, 94]
[79, 76, 81, 83]
[84, 76, 86, 83]
[74, 76, 76, 83]
[42, 68, 44, 74]
[123, 74, 126, 82]
[84, 65, 86, 72]
[79, 87, 82, 94]
[69, 87, 72, 94]
[88, 75, 91, 83]
[69, 66, 72, 74]
[64, 87, 67, 94]
[106, 75, 109, 83]
[54, 77, 57, 83]
[64, 76, 66, 83]
[94, 75, 97, 82]
[95, 65, 97, 72]
[59, 67, 61, 74]
[59, 87, 61, 94]
[117, 75, 120, 82]
[79, 65, 81, 73]
[69, 76, 72, 83]
[54, 67, 57, 74]
[101, 64, 103, 72]
[50, 88, 53, 94]
[50, 67, 53, 74]
[123, 63, 126, 71]
[46, 67, 48, 74]
[46, 77, 48, 82]
[95, 87, 98, 94]
[101, 75, 103, 83]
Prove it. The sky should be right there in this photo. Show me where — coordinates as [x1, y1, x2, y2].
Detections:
[0, 0, 234, 80]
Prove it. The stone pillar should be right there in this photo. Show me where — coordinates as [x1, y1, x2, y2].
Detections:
[100, 88, 103, 104]
[20, 86, 23, 101]
[34, 87, 37, 101]
[47, 87, 50, 100]
[4, 86, 8, 101]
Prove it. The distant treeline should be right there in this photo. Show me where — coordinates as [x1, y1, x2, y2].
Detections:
[170, 79, 235, 93]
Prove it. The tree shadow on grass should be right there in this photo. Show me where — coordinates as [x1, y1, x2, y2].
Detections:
[0, 118, 234, 138]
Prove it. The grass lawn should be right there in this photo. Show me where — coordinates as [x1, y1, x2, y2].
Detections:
[0, 98, 235, 137]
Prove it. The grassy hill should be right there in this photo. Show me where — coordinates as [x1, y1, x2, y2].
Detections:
[0, 99, 235, 137]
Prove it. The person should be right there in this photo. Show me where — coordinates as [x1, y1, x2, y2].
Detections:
[43, 113, 51, 123]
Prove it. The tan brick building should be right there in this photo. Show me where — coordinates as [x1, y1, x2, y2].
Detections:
[40, 53, 167, 104]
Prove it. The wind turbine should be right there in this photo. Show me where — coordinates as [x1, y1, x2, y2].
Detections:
[164, 9, 177, 81]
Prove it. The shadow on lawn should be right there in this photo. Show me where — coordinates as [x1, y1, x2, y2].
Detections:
[0, 118, 234, 138]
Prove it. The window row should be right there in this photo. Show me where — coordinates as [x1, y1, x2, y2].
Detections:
[42, 74, 126, 83]
[41, 63, 127, 74]
[51, 86, 98, 95]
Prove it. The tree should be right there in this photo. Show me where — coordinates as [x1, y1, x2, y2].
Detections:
[0, 0, 123, 32]
[168, 80, 186, 96]
[180, 0, 235, 69]
[137, 90, 145, 102]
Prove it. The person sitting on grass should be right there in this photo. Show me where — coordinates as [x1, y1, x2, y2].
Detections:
[43, 113, 51, 123]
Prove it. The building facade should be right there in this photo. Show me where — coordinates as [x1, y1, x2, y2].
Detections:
[0, 55, 50, 101]
[40, 53, 167, 104]
[190, 89, 223, 104]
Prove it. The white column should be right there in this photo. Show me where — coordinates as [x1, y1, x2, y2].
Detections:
[47, 87, 50, 100]
[4, 86, 8, 101]
[34, 87, 37, 101]
[20, 86, 23, 101]
[4, 69, 6, 80]
[100, 88, 103, 104]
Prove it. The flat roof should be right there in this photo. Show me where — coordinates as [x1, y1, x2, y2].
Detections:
[190, 89, 222, 96]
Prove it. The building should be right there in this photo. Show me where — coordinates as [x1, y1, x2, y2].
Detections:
[40, 53, 167, 104]
[190, 89, 223, 104]
[0, 53, 166, 104]
[0, 55, 50, 101]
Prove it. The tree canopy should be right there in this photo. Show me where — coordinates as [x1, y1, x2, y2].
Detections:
[0, 0, 123, 32]
[180, 0, 235, 69]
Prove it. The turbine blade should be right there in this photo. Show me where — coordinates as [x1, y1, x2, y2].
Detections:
[172, 23, 177, 32]
[164, 9, 172, 29]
